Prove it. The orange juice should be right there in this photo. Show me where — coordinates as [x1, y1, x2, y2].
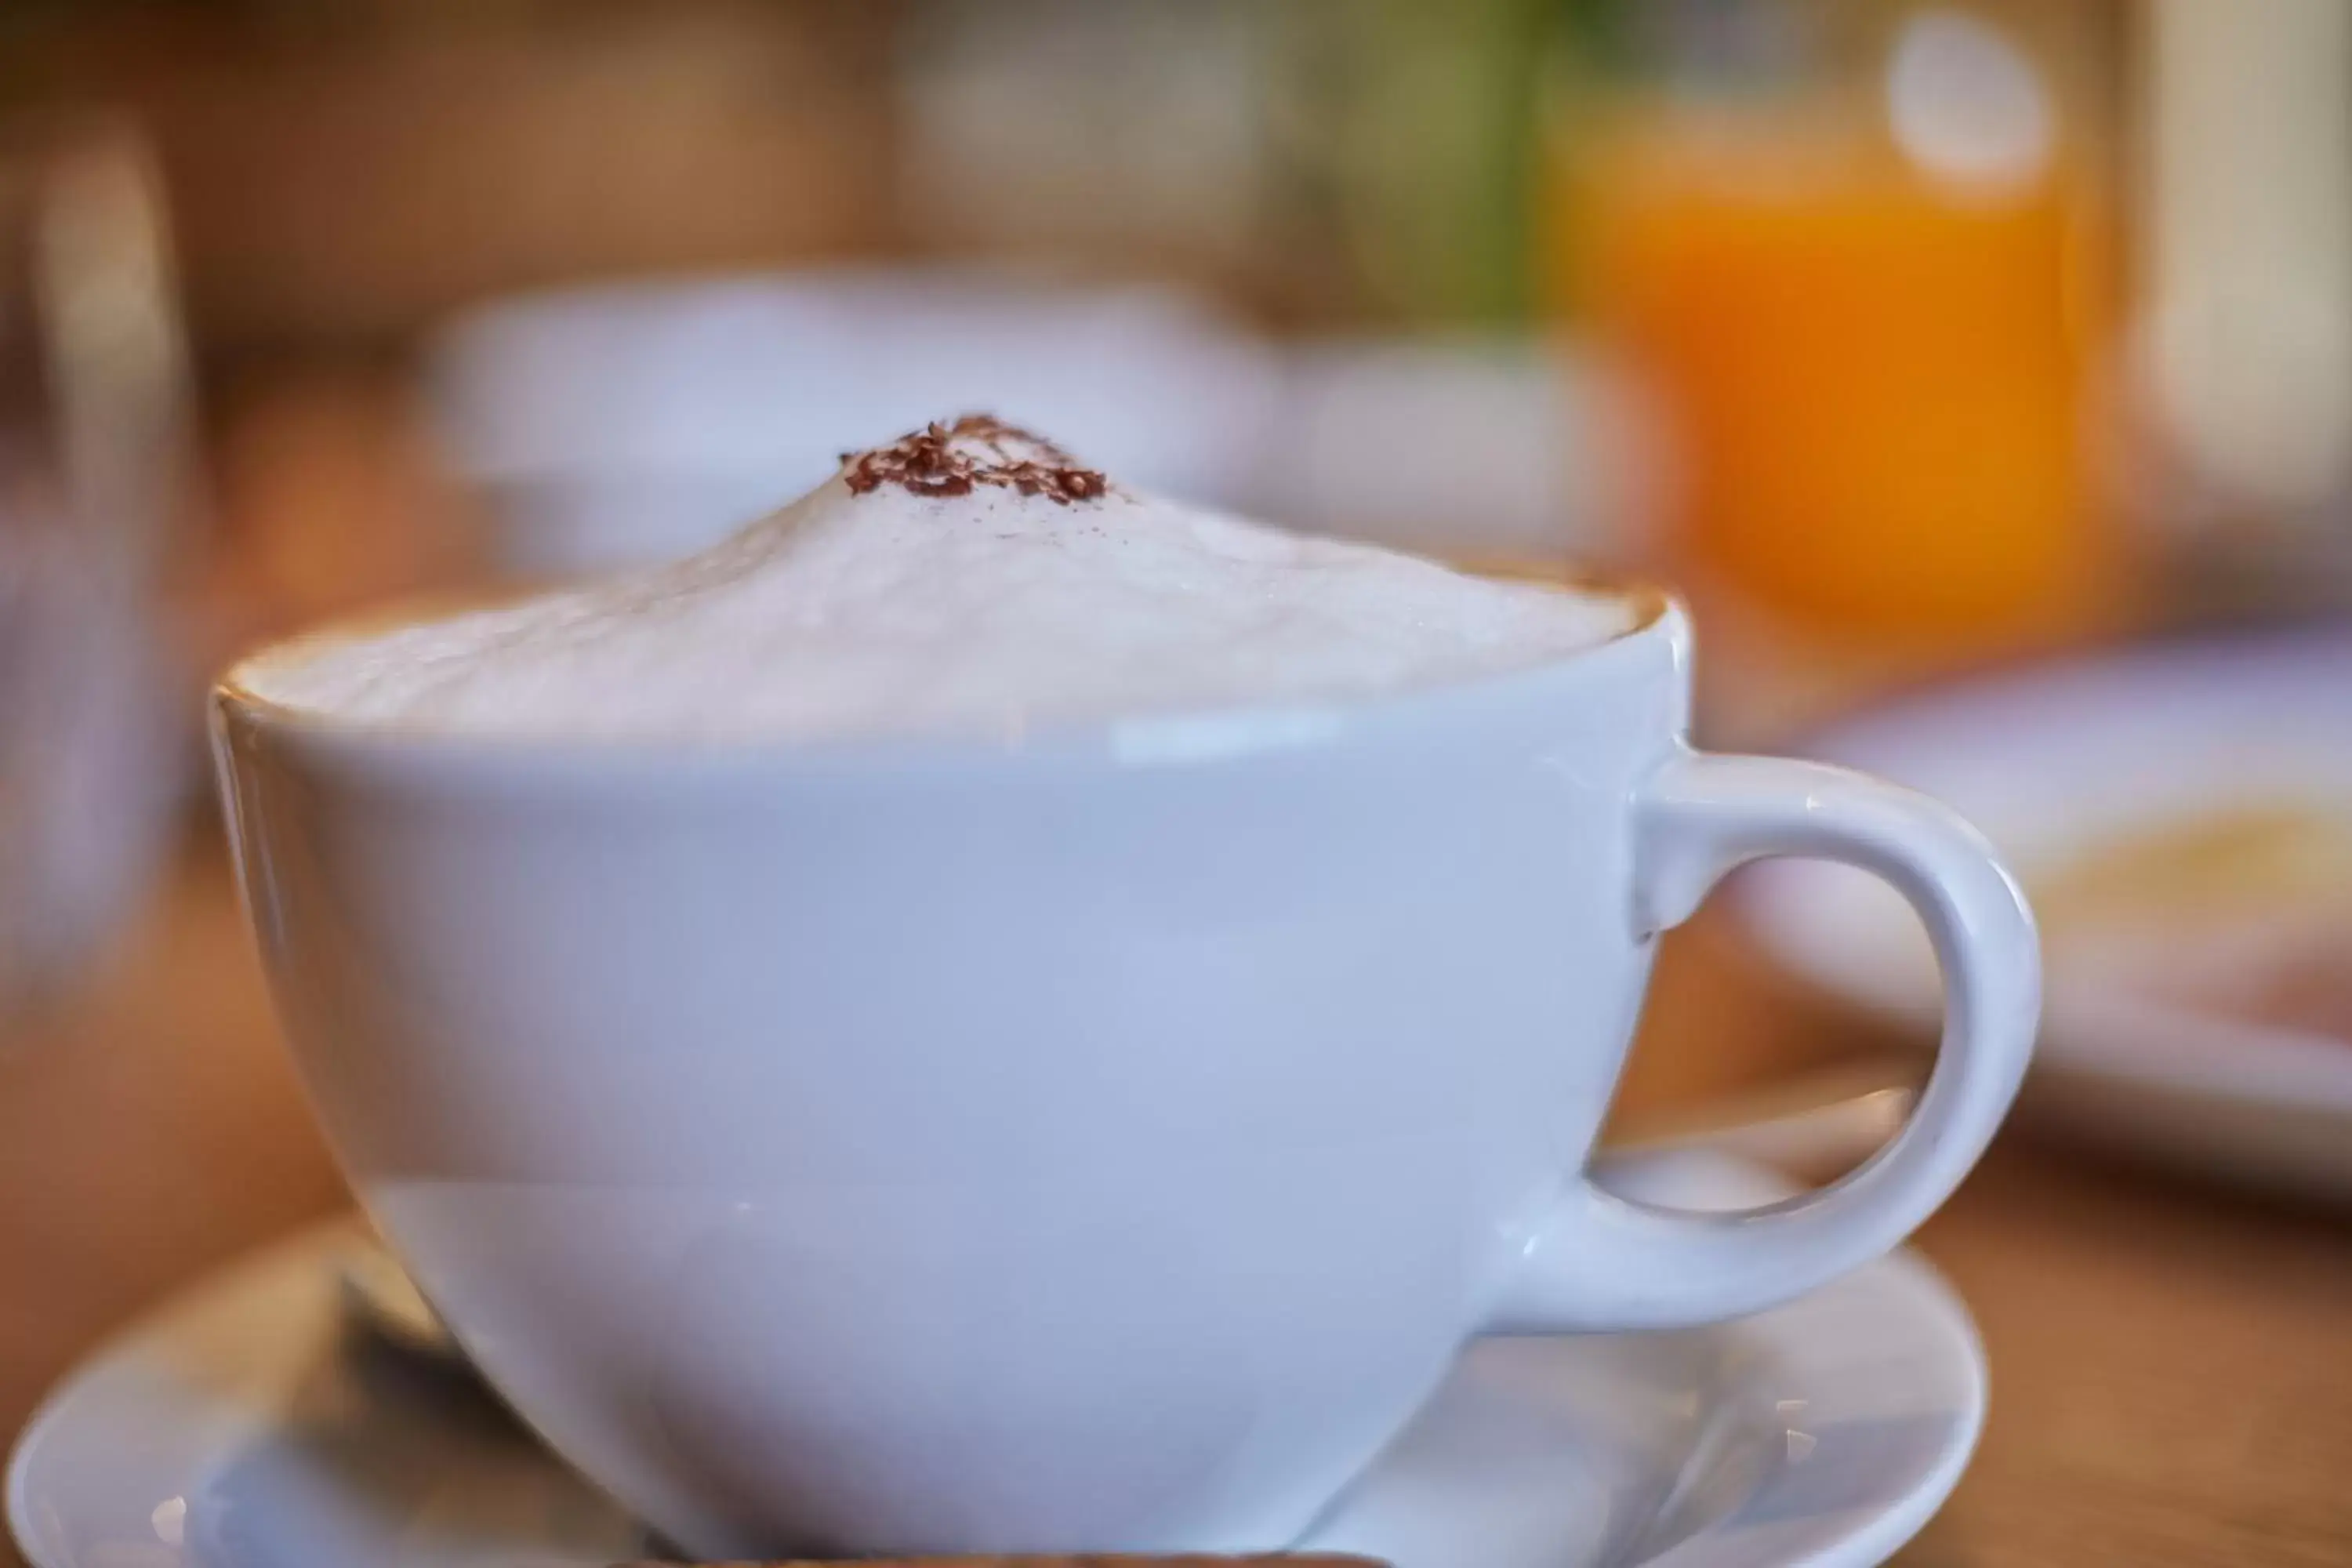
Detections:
[1564, 124, 2114, 648]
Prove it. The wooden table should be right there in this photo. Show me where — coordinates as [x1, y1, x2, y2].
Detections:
[2, 835, 2347, 1567]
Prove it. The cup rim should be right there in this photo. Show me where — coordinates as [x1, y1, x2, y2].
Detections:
[212, 578, 1683, 779]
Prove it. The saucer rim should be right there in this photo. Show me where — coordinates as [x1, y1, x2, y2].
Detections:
[8, 1152, 1986, 1568]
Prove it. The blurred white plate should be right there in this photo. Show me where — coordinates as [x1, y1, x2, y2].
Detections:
[1741, 629, 2352, 1202]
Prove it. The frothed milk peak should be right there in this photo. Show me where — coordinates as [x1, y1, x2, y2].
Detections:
[241, 416, 1636, 741]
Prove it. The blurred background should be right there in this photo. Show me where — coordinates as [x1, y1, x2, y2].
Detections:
[0, 6, 2348, 1559]
[6, 0, 2340, 660]
[5, 0, 2346, 1025]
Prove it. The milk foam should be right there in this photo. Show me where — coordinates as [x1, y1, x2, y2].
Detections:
[240, 419, 1636, 742]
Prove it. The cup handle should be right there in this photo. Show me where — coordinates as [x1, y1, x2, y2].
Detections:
[1485, 748, 2039, 1333]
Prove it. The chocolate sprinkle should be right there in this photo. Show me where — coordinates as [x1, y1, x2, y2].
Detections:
[843, 414, 1110, 506]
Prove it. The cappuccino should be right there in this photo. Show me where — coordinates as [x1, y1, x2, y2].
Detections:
[241, 416, 1633, 742]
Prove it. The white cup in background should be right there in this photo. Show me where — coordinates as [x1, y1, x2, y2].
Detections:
[426, 268, 1279, 578]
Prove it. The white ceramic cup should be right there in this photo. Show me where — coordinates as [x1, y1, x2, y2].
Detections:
[211, 594, 2037, 1559]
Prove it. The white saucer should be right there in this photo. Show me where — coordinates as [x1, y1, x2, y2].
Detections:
[1740, 629, 2352, 1201]
[9, 1152, 1984, 1568]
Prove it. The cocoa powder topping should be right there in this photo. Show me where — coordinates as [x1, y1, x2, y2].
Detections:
[841, 415, 1109, 506]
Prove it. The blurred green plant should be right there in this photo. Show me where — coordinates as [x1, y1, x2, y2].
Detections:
[1258, 0, 1557, 326]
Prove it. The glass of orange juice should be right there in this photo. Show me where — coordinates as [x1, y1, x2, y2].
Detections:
[1548, 0, 2121, 657]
